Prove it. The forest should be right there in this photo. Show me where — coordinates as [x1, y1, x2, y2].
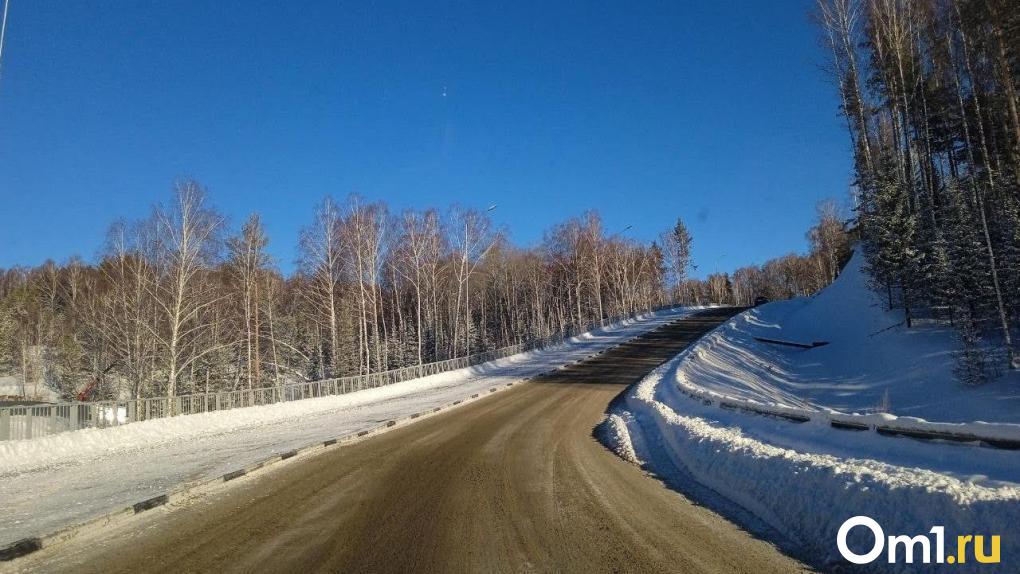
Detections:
[815, 0, 1020, 383]
[0, 184, 845, 402]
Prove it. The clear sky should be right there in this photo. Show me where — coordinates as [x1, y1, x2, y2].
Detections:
[0, 1, 851, 277]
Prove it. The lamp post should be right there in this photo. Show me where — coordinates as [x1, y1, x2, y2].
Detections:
[0, 0, 10, 88]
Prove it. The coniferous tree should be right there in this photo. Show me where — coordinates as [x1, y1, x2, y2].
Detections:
[816, 0, 1020, 380]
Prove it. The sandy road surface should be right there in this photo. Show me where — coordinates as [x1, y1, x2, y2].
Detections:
[12, 308, 809, 574]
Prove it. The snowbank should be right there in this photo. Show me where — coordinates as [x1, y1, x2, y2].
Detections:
[606, 356, 1020, 573]
[674, 379, 1020, 447]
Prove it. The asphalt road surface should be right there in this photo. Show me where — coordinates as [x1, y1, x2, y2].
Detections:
[13, 308, 810, 574]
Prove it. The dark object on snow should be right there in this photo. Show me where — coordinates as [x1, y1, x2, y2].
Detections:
[753, 296, 770, 306]
[754, 337, 829, 349]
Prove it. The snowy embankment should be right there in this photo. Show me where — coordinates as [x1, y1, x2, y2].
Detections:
[679, 248, 1020, 428]
[606, 363, 1020, 573]
[0, 307, 692, 549]
[601, 250, 1020, 572]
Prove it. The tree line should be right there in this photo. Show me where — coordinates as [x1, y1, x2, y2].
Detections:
[675, 200, 852, 307]
[0, 183, 673, 401]
[815, 0, 1020, 383]
[0, 181, 851, 402]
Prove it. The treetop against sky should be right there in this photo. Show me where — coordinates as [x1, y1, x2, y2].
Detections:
[0, 1, 850, 276]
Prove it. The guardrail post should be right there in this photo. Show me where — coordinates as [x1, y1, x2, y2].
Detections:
[47, 405, 57, 436]
[0, 409, 9, 441]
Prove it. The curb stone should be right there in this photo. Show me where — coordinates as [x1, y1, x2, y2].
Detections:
[132, 495, 168, 513]
[0, 538, 41, 561]
[222, 469, 246, 482]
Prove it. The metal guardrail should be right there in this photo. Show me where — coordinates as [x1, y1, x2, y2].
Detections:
[0, 305, 681, 442]
[676, 379, 1020, 451]
[752, 337, 829, 349]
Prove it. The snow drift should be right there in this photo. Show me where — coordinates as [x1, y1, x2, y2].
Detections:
[606, 357, 1020, 573]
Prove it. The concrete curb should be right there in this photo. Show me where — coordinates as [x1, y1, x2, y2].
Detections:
[0, 538, 41, 561]
[132, 494, 168, 513]
[0, 375, 536, 563]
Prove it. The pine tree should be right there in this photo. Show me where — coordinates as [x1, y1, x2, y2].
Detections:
[954, 307, 996, 386]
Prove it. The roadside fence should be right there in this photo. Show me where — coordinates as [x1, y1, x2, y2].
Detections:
[0, 305, 682, 442]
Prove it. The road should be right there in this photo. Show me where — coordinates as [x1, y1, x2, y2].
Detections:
[12, 308, 809, 574]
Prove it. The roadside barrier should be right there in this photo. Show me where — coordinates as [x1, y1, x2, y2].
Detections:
[676, 378, 1020, 450]
[0, 305, 684, 442]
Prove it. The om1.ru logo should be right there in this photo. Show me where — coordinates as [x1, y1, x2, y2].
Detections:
[837, 516, 1001, 565]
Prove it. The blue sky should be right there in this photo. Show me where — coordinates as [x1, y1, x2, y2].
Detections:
[0, 1, 851, 277]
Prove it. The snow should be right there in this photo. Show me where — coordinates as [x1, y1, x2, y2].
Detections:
[597, 412, 640, 465]
[0, 307, 696, 549]
[0, 376, 59, 403]
[679, 247, 1020, 425]
[606, 357, 1020, 573]
[601, 249, 1020, 573]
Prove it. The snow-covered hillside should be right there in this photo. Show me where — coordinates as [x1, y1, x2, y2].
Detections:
[680, 247, 1020, 424]
[601, 250, 1020, 573]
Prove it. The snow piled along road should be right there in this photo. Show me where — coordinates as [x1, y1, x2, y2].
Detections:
[0, 307, 694, 548]
[605, 357, 1020, 573]
[601, 251, 1020, 573]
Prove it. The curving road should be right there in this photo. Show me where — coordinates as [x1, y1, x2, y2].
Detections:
[12, 308, 809, 574]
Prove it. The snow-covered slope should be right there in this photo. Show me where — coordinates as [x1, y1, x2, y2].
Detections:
[680, 248, 1020, 424]
[601, 251, 1020, 573]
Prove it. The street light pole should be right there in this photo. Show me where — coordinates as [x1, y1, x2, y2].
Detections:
[0, 0, 10, 87]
